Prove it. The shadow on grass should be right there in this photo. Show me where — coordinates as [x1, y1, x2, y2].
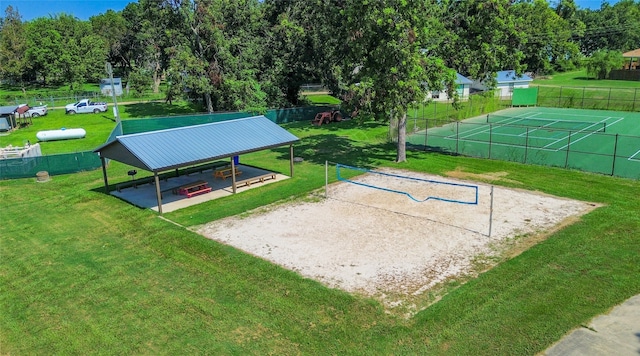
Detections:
[123, 102, 203, 118]
[272, 131, 426, 169]
[284, 118, 386, 135]
[100, 115, 116, 123]
[275, 118, 433, 168]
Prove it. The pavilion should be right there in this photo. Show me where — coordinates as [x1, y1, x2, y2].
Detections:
[94, 115, 299, 214]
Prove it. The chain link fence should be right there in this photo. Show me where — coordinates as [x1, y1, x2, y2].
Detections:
[1, 89, 165, 109]
[535, 86, 640, 112]
[2, 92, 102, 108]
[0, 106, 337, 179]
[389, 91, 512, 142]
[407, 119, 640, 180]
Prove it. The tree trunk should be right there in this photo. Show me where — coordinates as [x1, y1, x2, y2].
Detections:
[204, 93, 213, 113]
[396, 112, 407, 163]
[152, 61, 161, 93]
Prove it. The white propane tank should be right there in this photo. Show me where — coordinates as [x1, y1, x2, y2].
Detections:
[36, 128, 86, 142]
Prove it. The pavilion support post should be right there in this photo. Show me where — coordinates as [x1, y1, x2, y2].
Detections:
[231, 157, 237, 194]
[289, 144, 294, 177]
[100, 156, 109, 194]
[154, 172, 163, 214]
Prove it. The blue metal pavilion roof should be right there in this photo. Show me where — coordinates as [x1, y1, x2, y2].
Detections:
[496, 70, 533, 84]
[455, 73, 473, 85]
[94, 115, 299, 172]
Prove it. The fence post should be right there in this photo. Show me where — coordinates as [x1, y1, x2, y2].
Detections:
[634, 89, 638, 112]
[424, 119, 428, 151]
[611, 134, 619, 176]
[456, 121, 459, 154]
[564, 131, 572, 168]
[487, 123, 492, 159]
[581, 87, 585, 109]
[524, 128, 529, 163]
[558, 87, 563, 107]
[433, 101, 437, 120]
[607, 87, 612, 110]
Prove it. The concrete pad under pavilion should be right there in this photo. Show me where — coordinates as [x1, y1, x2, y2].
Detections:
[111, 164, 289, 213]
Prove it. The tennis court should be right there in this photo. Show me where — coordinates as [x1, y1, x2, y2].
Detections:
[408, 107, 640, 179]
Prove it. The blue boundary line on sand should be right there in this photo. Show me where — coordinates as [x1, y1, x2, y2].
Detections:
[336, 164, 478, 205]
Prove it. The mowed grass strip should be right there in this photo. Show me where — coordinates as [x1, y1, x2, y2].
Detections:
[531, 69, 640, 88]
[0, 170, 392, 355]
[1, 116, 639, 354]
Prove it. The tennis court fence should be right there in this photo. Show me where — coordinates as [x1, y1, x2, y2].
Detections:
[535, 86, 640, 112]
[407, 119, 640, 180]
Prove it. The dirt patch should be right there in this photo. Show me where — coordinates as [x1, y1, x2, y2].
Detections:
[195, 169, 597, 317]
[446, 168, 523, 185]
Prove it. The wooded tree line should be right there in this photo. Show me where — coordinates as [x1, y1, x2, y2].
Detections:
[1, 0, 638, 108]
[2, 0, 637, 161]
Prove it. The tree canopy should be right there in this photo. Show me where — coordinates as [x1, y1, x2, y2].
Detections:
[1, 0, 638, 120]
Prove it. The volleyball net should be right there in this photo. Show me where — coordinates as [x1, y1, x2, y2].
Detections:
[334, 163, 478, 205]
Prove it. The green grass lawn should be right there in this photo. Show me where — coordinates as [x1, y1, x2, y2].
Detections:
[0, 101, 206, 154]
[533, 69, 640, 88]
[302, 94, 341, 105]
[0, 108, 116, 154]
[1, 116, 639, 354]
[0, 96, 335, 156]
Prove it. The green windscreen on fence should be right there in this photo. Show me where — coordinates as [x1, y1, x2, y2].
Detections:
[0, 152, 102, 180]
[512, 87, 538, 106]
[121, 106, 338, 135]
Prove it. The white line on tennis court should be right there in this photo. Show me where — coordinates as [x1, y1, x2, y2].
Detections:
[518, 125, 577, 139]
[539, 112, 624, 120]
[451, 112, 542, 140]
[542, 118, 610, 149]
[629, 149, 640, 161]
[442, 136, 564, 153]
[454, 112, 543, 140]
[444, 113, 629, 154]
[554, 117, 625, 151]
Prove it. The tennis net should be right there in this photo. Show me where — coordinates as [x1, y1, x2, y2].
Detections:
[486, 114, 606, 132]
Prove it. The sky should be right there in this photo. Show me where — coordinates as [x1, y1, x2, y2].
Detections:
[2, 0, 625, 22]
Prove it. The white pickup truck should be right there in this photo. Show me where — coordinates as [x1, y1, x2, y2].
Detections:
[17, 103, 48, 117]
[65, 99, 108, 114]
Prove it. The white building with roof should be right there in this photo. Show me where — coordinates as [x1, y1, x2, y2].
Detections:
[426, 73, 473, 101]
[471, 70, 533, 98]
[100, 78, 124, 96]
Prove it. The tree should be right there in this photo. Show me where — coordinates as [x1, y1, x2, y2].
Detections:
[0, 6, 28, 87]
[585, 49, 625, 79]
[133, 0, 178, 94]
[164, 0, 266, 112]
[576, 0, 640, 55]
[260, 1, 316, 107]
[128, 66, 153, 96]
[436, 0, 526, 86]
[81, 34, 109, 82]
[339, 0, 454, 163]
[90, 10, 129, 72]
[23, 14, 107, 88]
[24, 18, 62, 84]
[512, 0, 582, 74]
